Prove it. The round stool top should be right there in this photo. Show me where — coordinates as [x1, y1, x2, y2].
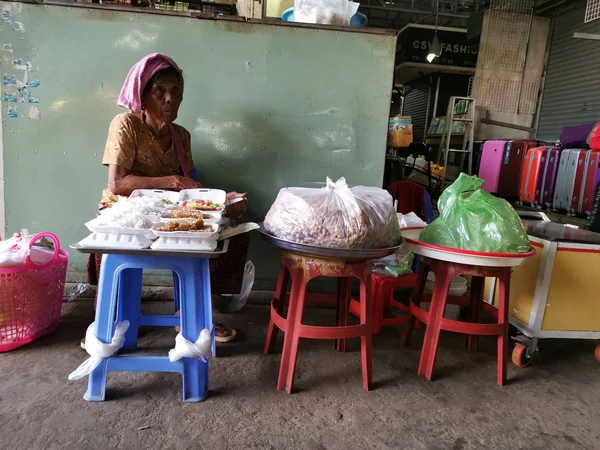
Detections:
[402, 227, 535, 268]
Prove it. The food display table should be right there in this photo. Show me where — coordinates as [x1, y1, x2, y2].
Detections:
[483, 221, 600, 366]
[402, 228, 535, 385]
[259, 227, 402, 393]
[70, 241, 229, 402]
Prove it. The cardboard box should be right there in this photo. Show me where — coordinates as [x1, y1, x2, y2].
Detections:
[388, 116, 413, 148]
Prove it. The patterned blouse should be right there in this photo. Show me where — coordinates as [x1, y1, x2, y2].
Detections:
[99, 113, 194, 209]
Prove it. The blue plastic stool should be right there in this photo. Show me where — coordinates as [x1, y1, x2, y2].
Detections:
[84, 253, 213, 402]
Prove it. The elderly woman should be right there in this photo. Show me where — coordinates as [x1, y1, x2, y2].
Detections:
[86, 53, 248, 344]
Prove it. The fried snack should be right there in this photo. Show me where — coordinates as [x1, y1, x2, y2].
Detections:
[168, 208, 210, 219]
[157, 218, 208, 232]
[181, 199, 222, 211]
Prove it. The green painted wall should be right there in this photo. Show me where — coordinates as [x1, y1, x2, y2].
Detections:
[0, 2, 396, 288]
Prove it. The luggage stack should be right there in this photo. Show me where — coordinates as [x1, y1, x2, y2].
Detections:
[475, 121, 600, 218]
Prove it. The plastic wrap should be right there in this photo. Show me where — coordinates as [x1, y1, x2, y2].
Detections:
[419, 173, 530, 253]
[264, 177, 402, 249]
[293, 0, 359, 25]
[0, 230, 31, 268]
[168, 329, 212, 363]
[226, 260, 255, 312]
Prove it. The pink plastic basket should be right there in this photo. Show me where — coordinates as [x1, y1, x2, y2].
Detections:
[0, 233, 69, 352]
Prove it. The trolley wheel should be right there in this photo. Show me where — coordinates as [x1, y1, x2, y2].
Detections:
[594, 345, 600, 362]
[512, 343, 532, 368]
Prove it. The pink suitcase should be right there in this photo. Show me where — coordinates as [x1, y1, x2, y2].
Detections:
[570, 150, 589, 214]
[478, 140, 506, 194]
[581, 150, 600, 215]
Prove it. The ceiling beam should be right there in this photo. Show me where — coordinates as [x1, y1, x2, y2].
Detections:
[358, 4, 470, 19]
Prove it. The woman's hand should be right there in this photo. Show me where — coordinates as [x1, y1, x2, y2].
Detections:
[225, 191, 247, 223]
[169, 175, 201, 191]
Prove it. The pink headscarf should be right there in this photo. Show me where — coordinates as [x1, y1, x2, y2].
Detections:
[118, 53, 182, 114]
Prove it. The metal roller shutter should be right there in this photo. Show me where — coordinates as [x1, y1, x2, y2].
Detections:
[402, 76, 431, 143]
[537, 1, 600, 141]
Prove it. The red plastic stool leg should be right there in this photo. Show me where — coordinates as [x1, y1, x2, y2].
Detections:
[264, 265, 290, 355]
[496, 269, 511, 386]
[277, 267, 308, 394]
[417, 266, 452, 380]
[335, 277, 352, 352]
[359, 277, 373, 391]
[371, 276, 384, 335]
[467, 276, 484, 352]
[403, 262, 429, 346]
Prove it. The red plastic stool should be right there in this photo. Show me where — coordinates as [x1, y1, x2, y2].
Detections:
[349, 272, 416, 335]
[263, 251, 372, 394]
[406, 259, 512, 386]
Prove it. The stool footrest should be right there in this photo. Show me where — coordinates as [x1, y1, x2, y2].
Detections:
[106, 356, 186, 374]
[298, 323, 369, 340]
[138, 315, 180, 327]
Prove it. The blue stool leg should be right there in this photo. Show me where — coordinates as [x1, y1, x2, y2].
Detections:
[117, 268, 143, 351]
[179, 258, 211, 402]
[85, 254, 121, 402]
[173, 272, 181, 314]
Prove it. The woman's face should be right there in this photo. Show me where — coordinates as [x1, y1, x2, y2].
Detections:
[142, 72, 183, 124]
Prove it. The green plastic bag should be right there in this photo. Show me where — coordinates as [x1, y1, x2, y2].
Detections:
[420, 173, 531, 253]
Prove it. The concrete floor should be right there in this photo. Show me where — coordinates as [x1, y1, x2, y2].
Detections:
[1, 299, 599, 450]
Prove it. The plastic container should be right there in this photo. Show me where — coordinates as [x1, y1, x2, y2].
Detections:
[0, 233, 68, 352]
[78, 232, 155, 250]
[150, 223, 220, 240]
[424, 273, 468, 296]
[150, 236, 218, 252]
[85, 219, 156, 237]
[129, 189, 179, 205]
[281, 7, 368, 27]
[178, 188, 226, 209]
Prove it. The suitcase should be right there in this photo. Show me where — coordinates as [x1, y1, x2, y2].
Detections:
[569, 150, 589, 214]
[553, 149, 583, 211]
[560, 123, 597, 148]
[539, 147, 561, 208]
[478, 140, 506, 194]
[580, 150, 600, 215]
[519, 147, 547, 206]
[586, 182, 600, 232]
[497, 140, 536, 200]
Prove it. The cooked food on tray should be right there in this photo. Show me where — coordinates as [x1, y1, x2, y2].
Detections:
[157, 219, 212, 233]
[107, 197, 168, 216]
[166, 208, 213, 219]
[94, 211, 154, 229]
[181, 199, 222, 211]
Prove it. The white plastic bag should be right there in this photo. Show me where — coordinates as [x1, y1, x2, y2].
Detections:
[294, 0, 359, 25]
[0, 230, 31, 268]
[227, 260, 255, 312]
[68, 321, 130, 381]
[264, 177, 402, 249]
[397, 212, 427, 229]
[168, 329, 212, 363]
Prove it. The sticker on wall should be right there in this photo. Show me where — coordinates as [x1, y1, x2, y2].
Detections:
[28, 97, 39, 104]
[2, 74, 16, 85]
[13, 59, 33, 72]
[27, 79, 39, 88]
[28, 106, 40, 120]
[2, 10, 13, 24]
[17, 86, 28, 103]
[13, 22, 25, 33]
[3, 92, 17, 103]
[2, 43, 13, 54]
[7, 106, 18, 118]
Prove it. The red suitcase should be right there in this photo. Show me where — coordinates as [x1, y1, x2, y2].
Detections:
[519, 147, 548, 206]
[497, 140, 536, 200]
[580, 150, 600, 215]
[569, 150, 589, 214]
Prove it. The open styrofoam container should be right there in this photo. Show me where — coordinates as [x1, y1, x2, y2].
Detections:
[150, 236, 218, 252]
[130, 189, 180, 205]
[150, 223, 220, 239]
[78, 232, 155, 250]
[178, 188, 227, 210]
[85, 219, 156, 237]
[424, 273, 468, 296]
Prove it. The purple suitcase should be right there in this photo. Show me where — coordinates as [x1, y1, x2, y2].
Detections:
[539, 147, 561, 208]
[478, 140, 506, 194]
[560, 123, 597, 149]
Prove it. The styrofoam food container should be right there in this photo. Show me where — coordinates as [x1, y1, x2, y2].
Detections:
[178, 188, 227, 209]
[130, 189, 180, 205]
[424, 273, 468, 296]
[151, 223, 220, 239]
[85, 219, 156, 237]
[79, 232, 155, 250]
[150, 236, 218, 252]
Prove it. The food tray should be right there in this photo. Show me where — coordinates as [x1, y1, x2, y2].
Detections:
[178, 188, 226, 209]
[151, 223, 220, 239]
[130, 189, 179, 205]
[71, 238, 230, 258]
[258, 225, 403, 261]
[85, 219, 156, 237]
[150, 236, 218, 252]
[401, 227, 535, 267]
[78, 232, 155, 250]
